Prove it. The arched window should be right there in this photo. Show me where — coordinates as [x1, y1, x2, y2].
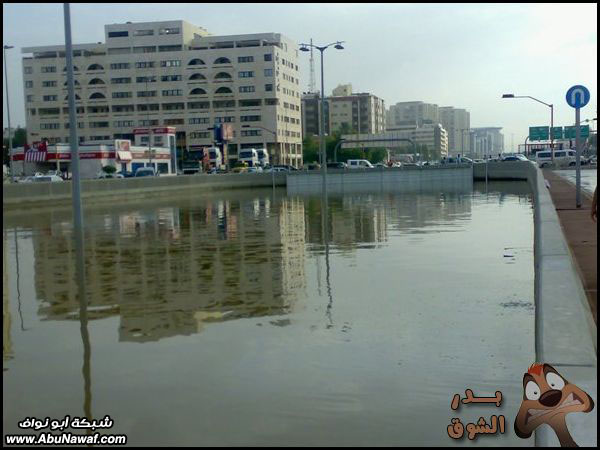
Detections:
[214, 72, 232, 80]
[213, 57, 231, 64]
[215, 87, 232, 94]
[88, 78, 105, 85]
[89, 92, 106, 99]
[63, 80, 81, 86]
[65, 94, 81, 101]
[189, 73, 206, 80]
[63, 66, 79, 72]
[87, 63, 104, 71]
[189, 88, 207, 95]
[188, 58, 206, 66]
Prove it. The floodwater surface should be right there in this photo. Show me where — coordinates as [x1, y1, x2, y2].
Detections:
[3, 182, 535, 446]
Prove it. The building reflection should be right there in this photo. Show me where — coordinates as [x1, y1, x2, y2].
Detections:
[29, 196, 306, 342]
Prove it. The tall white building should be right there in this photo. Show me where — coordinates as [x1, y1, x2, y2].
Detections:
[470, 127, 504, 158]
[21, 20, 303, 167]
[438, 106, 470, 156]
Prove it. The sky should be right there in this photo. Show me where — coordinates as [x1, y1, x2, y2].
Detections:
[2, 3, 597, 150]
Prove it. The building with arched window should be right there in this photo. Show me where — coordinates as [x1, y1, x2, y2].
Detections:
[21, 20, 303, 167]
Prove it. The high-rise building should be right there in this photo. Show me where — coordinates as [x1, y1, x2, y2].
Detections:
[21, 20, 303, 167]
[438, 107, 470, 156]
[386, 101, 439, 128]
[470, 127, 504, 158]
[301, 92, 329, 137]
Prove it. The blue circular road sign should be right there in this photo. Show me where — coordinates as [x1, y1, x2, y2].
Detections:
[566, 85, 590, 108]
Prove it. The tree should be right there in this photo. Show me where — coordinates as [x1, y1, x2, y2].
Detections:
[102, 165, 116, 174]
[3, 127, 27, 166]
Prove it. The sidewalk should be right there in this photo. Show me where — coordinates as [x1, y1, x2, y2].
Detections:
[543, 169, 597, 324]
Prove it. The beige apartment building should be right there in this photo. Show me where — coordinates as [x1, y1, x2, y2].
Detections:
[386, 101, 440, 128]
[21, 20, 303, 167]
[438, 106, 470, 156]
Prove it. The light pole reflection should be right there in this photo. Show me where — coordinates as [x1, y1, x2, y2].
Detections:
[320, 182, 333, 329]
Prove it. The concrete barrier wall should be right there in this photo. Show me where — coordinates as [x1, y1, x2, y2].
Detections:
[527, 165, 597, 447]
[472, 160, 534, 180]
[287, 165, 473, 195]
[3, 173, 286, 209]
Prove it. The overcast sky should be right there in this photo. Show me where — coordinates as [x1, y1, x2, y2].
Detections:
[3, 3, 597, 150]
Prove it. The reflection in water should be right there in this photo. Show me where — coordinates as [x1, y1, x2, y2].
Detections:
[26, 196, 306, 342]
[3, 232, 13, 362]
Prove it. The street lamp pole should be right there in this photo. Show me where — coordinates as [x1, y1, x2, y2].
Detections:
[300, 41, 345, 188]
[502, 94, 554, 163]
[4, 45, 15, 182]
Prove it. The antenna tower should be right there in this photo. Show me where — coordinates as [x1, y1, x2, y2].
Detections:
[309, 38, 316, 93]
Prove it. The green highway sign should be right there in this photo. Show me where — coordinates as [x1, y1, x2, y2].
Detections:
[564, 125, 590, 139]
[529, 126, 549, 141]
[551, 127, 563, 139]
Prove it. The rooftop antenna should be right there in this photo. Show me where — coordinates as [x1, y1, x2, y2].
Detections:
[309, 38, 316, 93]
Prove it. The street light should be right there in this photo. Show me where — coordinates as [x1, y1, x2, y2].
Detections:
[502, 93, 554, 163]
[299, 40, 345, 184]
[4, 45, 15, 182]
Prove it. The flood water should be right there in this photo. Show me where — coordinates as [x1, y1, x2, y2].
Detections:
[554, 168, 597, 195]
[3, 182, 535, 446]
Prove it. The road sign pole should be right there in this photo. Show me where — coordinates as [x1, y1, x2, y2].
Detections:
[575, 107, 582, 208]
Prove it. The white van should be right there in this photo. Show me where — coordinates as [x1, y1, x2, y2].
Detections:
[347, 159, 374, 169]
[238, 148, 260, 167]
[535, 149, 576, 168]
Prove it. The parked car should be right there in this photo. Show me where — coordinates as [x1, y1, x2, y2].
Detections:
[247, 166, 263, 173]
[535, 149, 577, 168]
[327, 162, 347, 170]
[347, 159, 374, 169]
[116, 170, 135, 178]
[98, 172, 124, 179]
[306, 163, 321, 171]
[232, 162, 249, 173]
[501, 154, 530, 162]
[264, 167, 289, 173]
[32, 175, 64, 183]
[135, 167, 158, 177]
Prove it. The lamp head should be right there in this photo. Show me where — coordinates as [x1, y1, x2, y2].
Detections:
[334, 42, 344, 50]
[502, 94, 515, 99]
[299, 45, 310, 52]
[4, 45, 14, 50]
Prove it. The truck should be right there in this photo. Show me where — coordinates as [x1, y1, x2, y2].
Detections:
[238, 148, 260, 167]
[255, 148, 269, 167]
[207, 147, 226, 171]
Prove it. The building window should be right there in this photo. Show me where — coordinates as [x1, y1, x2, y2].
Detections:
[238, 71, 254, 78]
[214, 116, 235, 123]
[189, 88, 207, 95]
[112, 92, 132, 99]
[264, 54, 272, 61]
[24, 67, 33, 74]
[135, 61, 155, 69]
[239, 99, 261, 107]
[40, 123, 60, 130]
[133, 46, 156, 54]
[89, 135, 111, 141]
[265, 84, 273, 92]
[89, 121, 110, 128]
[42, 81, 57, 87]
[88, 78, 106, 85]
[164, 118, 184, 125]
[187, 101, 210, 110]
[136, 76, 157, 83]
[161, 75, 182, 82]
[214, 72, 232, 80]
[239, 86, 255, 93]
[241, 130, 262, 136]
[87, 64, 104, 71]
[189, 73, 206, 81]
[108, 31, 129, 38]
[188, 58, 206, 66]
[189, 131, 210, 139]
[64, 122, 85, 129]
[158, 45, 182, 52]
[162, 89, 183, 96]
[214, 57, 231, 64]
[215, 87, 233, 94]
[238, 56, 254, 63]
[240, 115, 261, 122]
[160, 60, 181, 67]
[114, 120, 135, 127]
[137, 104, 160, 112]
[138, 119, 159, 126]
[112, 105, 135, 113]
[137, 91, 157, 97]
[134, 29, 154, 36]
[162, 103, 185, 111]
[213, 100, 235, 108]
[41, 66, 57, 73]
[43, 95, 58, 101]
[25, 81, 34, 88]
[107, 47, 131, 55]
[189, 117, 210, 124]
[159, 27, 180, 35]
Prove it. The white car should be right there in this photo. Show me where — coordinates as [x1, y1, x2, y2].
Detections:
[535, 150, 577, 168]
[32, 175, 63, 183]
[347, 159, 374, 169]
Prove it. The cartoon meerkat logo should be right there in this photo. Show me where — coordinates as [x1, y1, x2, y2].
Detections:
[514, 363, 594, 447]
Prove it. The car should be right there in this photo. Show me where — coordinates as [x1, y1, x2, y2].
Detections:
[247, 166, 263, 173]
[347, 159, 374, 169]
[135, 167, 158, 177]
[535, 149, 577, 168]
[461, 157, 474, 164]
[116, 170, 134, 178]
[264, 167, 289, 173]
[501, 154, 530, 162]
[32, 175, 64, 183]
[98, 172, 124, 179]
[326, 162, 347, 170]
[306, 163, 321, 171]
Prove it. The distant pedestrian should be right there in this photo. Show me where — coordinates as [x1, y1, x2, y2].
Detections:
[592, 187, 597, 222]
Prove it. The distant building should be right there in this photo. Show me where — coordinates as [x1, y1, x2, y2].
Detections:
[331, 83, 352, 97]
[3, 128, 17, 140]
[439, 107, 470, 156]
[386, 101, 439, 128]
[342, 123, 448, 159]
[470, 127, 504, 158]
[301, 92, 329, 137]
